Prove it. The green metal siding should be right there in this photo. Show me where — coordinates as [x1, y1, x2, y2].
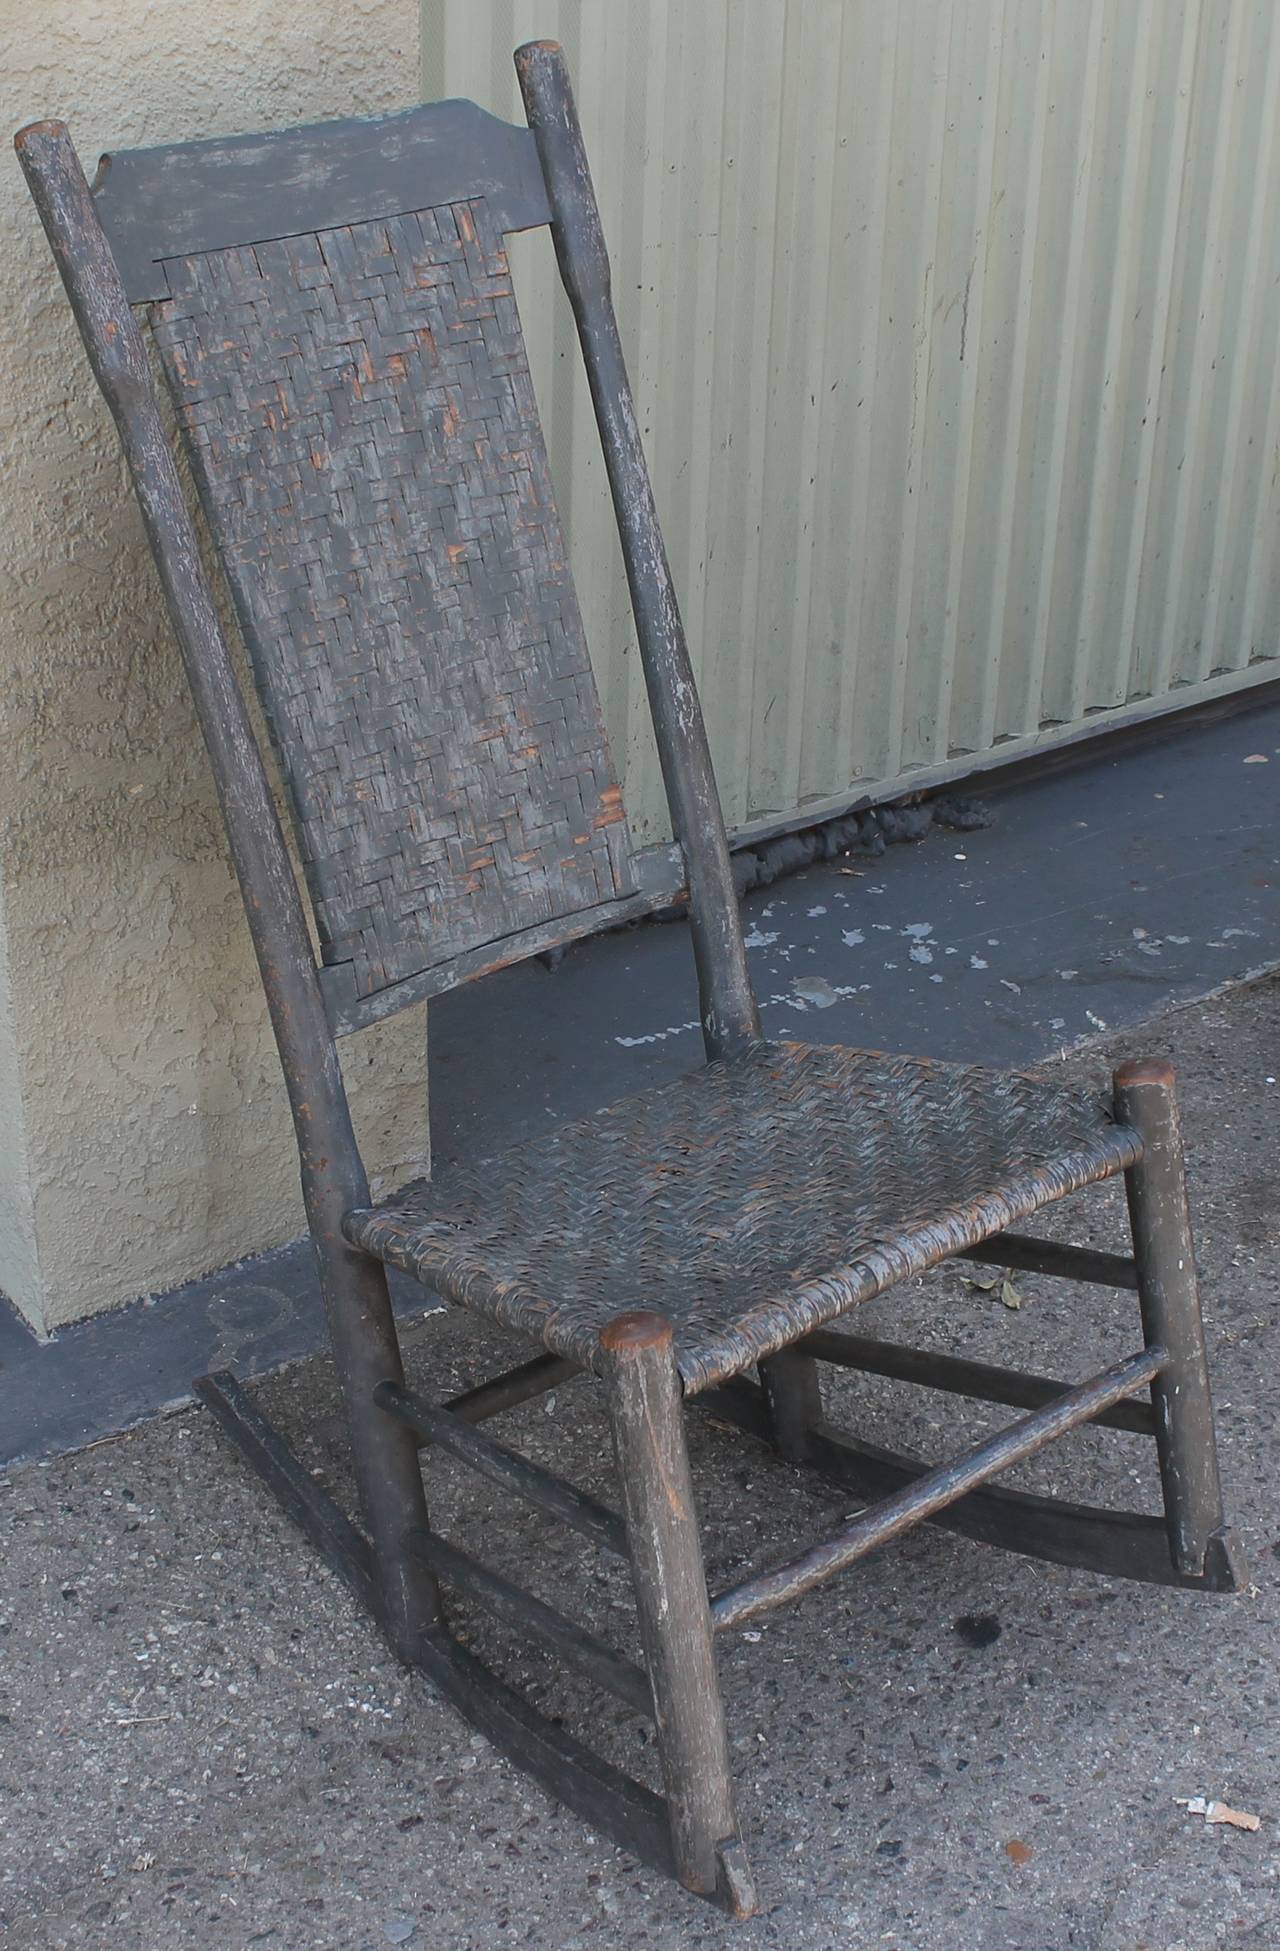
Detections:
[424, 1, 1280, 845]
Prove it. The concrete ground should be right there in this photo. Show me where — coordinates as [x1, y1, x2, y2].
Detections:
[3, 975, 1279, 1950]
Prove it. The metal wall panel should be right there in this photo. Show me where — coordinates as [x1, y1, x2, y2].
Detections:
[424, 1, 1280, 845]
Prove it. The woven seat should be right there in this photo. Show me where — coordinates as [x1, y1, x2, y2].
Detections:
[345, 1042, 1140, 1394]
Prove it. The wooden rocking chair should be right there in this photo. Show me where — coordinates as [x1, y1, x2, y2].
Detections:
[17, 41, 1244, 1916]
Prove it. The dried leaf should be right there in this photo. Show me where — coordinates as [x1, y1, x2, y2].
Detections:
[1004, 1839, 1033, 1865]
[1000, 1280, 1024, 1311]
[961, 1272, 1000, 1293]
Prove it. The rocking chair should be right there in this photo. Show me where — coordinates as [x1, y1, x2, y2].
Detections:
[17, 41, 1244, 1916]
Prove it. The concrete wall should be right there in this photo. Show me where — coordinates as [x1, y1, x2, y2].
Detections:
[1, 0, 429, 1333]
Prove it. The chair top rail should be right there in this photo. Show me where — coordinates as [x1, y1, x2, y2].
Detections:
[92, 98, 552, 303]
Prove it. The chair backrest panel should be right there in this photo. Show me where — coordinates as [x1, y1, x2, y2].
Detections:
[94, 101, 552, 303]
[43, 66, 755, 1053]
[106, 134, 635, 1008]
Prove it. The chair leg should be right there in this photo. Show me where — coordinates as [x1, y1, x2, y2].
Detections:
[600, 1312, 754, 1914]
[759, 1350, 823, 1462]
[1113, 1060, 1240, 1584]
[315, 1231, 441, 1658]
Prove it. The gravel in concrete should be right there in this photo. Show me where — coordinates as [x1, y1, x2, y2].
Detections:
[3, 979, 1279, 1949]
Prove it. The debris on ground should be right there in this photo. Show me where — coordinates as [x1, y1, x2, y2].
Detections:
[959, 1272, 1025, 1310]
[1176, 1798, 1261, 1831]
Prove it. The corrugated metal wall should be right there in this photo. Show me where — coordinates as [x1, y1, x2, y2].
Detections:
[424, 1, 1280, 846]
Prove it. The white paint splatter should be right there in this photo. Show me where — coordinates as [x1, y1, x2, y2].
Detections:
[970, 955, 988, 970]
[841, 928, 865, 947]
[808, 905, 828, 917]
[909, 943, 934, 965]
[903, 922, 933, 939]
[743, 926, 778, 949]
[759, 980, 862, 1015]
[792, 976, 839, 1009]
[615, 1019, 702, 1048]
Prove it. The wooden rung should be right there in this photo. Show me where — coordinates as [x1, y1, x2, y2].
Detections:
[406, 1528, 653, 1717]
[799, 1328, 1156, 1435]
[375, 1380, 628, 1557]
[441, 1353, 581, 1431]
[954, 1233, 1139, 1290]
[710, 1345, 1166, 1632]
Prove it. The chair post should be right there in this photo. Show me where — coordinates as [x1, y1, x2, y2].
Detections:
[599, 1312, 754, 1914]
[15, 120, 439, 1658]
[516, 40, 761, 1066]
[759, 1351, 823, 1464]
[1113, 1060, 1240, 1584]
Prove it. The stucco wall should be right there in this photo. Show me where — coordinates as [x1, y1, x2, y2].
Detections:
[2, 0, 428, 1333]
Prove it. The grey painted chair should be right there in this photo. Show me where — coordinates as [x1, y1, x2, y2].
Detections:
[17, 41, 1244, 1916]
